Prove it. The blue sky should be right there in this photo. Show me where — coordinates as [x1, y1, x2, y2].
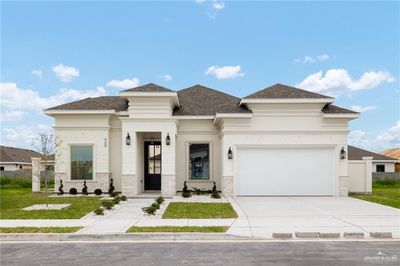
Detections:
[1, 1, 399, 152]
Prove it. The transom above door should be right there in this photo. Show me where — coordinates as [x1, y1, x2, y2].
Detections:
[144, 141, 161, 190]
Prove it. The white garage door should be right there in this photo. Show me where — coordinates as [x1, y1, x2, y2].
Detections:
[236, 147, 334, 196]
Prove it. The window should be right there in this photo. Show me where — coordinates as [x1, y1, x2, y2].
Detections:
[376, 165, 385, 173]
[189, 143, 209, 180]
[71, 146, 93, 180]
[0, 166, 4, 171]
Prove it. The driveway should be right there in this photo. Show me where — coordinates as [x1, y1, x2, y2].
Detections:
[227, 197, 400, 238]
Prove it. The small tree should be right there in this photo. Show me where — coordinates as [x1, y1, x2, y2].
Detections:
[32, 133, 56, 207]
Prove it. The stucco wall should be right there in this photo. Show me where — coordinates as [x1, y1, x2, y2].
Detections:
[348, 157, 373, 193]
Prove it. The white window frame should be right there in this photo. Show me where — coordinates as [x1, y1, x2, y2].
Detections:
[69, 144, 95, 181]
[186, 141, 213, 181]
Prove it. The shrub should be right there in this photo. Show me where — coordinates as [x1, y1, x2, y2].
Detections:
[192, 187, 206, 195]
[155, 196, 164, 204]
[151, 202, 160, 209]
[101, 200, 115, 210]
[110, 192, 119, 198]
[94, 189, 102, 195]
[120, 195, 127, 201]
[182, 181, 189, 193]
[94, 208, 104, 215]
[112, 197, 121, 205]
[142, 206, 157, 215]
[182, 191, 192, 198]
[212, 181, 217, 193]
[374, 179, 398, 186]
[0, 176, 31, 189]
[69, 187, 78, 195]
[108, 178, 115, 195]
[211, 191, 221, 199]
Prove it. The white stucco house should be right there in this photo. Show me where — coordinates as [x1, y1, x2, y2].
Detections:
[44, 83, 360, 197]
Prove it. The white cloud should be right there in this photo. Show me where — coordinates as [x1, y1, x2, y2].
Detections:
[205, 65, 244, 80]
[32, 69, 43, 79]
[52, 64, 80, 82]
[195, 0, 207, 3]
[294, 54, 331, 63]
[296, 69, 395, 96]
[0, 82, 106, 111]
[0, 110, 25, 122]
[2, 124, 53, 148]
[195, 0, 225, 19]
[160, 74, 173, 81]
[212, 1, 225, 10]
[350, 105, 377, 113]
[349, 121, 400, 152]
[107, 78, 140, 89]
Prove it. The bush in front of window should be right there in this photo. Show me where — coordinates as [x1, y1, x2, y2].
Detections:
[69, 187, 77, 195]
[108, 178, 115, 195]
[211, 190, 221, 199]
[94, 189, 102, 196]
[182, 181, 192, 198]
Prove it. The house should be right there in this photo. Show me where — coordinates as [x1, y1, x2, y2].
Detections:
[380, 148, 400, 172]
[348, 145, 398, 173]
[44, 83, 360, 197]
[0, 145, 43, 171]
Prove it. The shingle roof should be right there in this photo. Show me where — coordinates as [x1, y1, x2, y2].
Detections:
[0, 145, 52, 163]
[46, 96, 128, 111]
[122, 83, 174, 92]
[380, 148, 400, 160]
[244, 83, 333, 99]
[173, 85, 251, 116]
[322, 104, 358, 114]
[348, 145, 397, 161]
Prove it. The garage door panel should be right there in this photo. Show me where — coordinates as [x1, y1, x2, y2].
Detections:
[236, 148, 334, 196]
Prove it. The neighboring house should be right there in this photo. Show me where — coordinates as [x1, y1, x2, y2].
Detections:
[44, 83, 360, 197]
[380, 148, 400, 172]
[0, 145, 43, 171]
[348, 145, 398, 173]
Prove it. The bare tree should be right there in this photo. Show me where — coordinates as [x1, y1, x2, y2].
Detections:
[32, 133, 55, 207]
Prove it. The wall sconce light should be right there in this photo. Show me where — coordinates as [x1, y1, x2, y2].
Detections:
[166, 133, 171, 145]
[340, 147, 346, 159]
[125, 133, 131, 146]
[228, 147, 233, 159]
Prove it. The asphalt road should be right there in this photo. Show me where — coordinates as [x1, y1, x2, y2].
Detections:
[1, 241, 399, 266]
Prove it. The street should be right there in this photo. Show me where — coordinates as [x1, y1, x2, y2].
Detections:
[1, 241, 399, 266]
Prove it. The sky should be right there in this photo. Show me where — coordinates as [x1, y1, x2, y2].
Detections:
[1, 0, 399, 152]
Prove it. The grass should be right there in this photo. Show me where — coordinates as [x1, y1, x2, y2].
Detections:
[127, 226, 228, 233]
[350, 180, 400, 208]
[0, 227, 82, 233]
[162, 203, 237, 219]
[0, 176, 54, 189]
[0, 188, 102, 219]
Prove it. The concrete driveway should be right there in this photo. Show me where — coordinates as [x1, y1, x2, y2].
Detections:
[227, 197, 400, 239]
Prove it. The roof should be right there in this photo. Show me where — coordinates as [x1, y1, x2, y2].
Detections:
[173, 85, 251, 116]
[348, 145, 397, 161]
[322, 104, 358, 114]
[380, 148, 400, 160]
[244, 83, 333, 99]
[121, 83, 174, 93]
[0, 145, 54, 163]
[46, 96, 128, 111]
[45, 83, 353, 115]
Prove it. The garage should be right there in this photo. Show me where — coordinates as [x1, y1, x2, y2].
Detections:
[236, 147, 334, 196]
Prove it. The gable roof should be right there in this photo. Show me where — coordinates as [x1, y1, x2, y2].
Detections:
[322, 104, 358, 114]
[348, 145, 397, 161]
[0, 145, 49, 163]
[121, 83, 174, 92]
[46, 96, 128, 111]
[173, 85, 251, 116]
[244, 83, 333, 99]
[380, 148, 400, 160]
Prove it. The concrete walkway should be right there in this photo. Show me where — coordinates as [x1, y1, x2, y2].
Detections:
[227, 197, 400, 239]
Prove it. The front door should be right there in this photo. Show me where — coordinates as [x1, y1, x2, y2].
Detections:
[144, 141, 161, 190]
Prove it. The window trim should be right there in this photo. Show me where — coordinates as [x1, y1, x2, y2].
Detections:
[186, 141, 213, 181]
[69, 144, 95, 181]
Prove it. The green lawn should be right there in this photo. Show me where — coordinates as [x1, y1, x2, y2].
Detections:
[162, 203, 237, 219]
[0, 188, 102, 219]
[350, 180, 400, 208]
[0, 227, 82, 233]
[127, 226, 228, 233]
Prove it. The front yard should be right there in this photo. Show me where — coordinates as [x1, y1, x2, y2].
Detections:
[350, 180, 400, 208]
[0, 188, 102, 219]
[162, 202, 237, 219]
[127, 226, 228, 233]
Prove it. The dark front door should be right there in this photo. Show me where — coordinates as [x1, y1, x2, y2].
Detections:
[144, 141, 161, 190]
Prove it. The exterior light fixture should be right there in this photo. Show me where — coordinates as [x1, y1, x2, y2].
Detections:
[228, 147, 233, 159]
[125, 133, 131, 146]
[340, 147, 346, 159]
[166, 133, 171, 145]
